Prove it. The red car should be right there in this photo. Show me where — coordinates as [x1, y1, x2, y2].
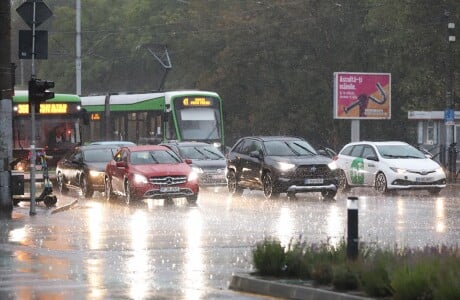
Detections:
[104, 145, 199, 204]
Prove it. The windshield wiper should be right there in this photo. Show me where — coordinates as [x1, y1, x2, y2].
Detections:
[397, 155, 422, 159]
[284, 142, 301, 156]
[202, 148, 222, 159]
[149, 153, 159, 163]
[292, 142, 315, 155]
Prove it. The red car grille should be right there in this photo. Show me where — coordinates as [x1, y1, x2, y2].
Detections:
[149, 176, 187, 185]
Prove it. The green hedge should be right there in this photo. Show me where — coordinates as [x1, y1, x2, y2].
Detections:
[252, 237, 460, 299]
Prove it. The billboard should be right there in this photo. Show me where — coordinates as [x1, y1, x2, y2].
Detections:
[333, 72, 391, 119]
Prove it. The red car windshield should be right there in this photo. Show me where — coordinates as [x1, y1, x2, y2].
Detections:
[130, 150, 181, 165]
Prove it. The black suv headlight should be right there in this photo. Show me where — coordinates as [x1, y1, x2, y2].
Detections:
[277, 162, 296, 172]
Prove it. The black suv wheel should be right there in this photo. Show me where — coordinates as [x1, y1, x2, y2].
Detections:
[263, 173, 279, 199]
[227, 170, 243, 195]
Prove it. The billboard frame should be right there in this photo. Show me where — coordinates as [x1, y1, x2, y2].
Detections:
[333, 72, 391, 120]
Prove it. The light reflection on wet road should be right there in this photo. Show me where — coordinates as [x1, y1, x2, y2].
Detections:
[1, 186, 459, 299]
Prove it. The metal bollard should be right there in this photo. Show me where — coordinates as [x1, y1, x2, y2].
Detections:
[347, 196, 359, 260]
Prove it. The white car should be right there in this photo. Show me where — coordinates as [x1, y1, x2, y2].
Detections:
[333, 141, 446, 195]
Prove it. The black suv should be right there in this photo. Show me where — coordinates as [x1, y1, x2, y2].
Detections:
[226, 136, 339, 199]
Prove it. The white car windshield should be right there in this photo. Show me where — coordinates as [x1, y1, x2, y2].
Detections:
[376, 144, 425, 159]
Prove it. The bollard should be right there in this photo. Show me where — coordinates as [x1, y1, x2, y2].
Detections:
[347, 196, 359, 260]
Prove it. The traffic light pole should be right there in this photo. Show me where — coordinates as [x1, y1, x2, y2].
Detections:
[29, 2, 38, 215]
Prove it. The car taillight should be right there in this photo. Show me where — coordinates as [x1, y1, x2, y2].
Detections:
[332, 155, 338, 161]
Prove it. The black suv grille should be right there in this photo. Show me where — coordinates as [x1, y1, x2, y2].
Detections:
[149, 176, 187, 185]
[295, 165, 330, 178]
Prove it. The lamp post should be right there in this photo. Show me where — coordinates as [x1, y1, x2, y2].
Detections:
[445, 11, 456, 182]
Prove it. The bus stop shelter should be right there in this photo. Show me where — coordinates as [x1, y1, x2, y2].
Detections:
[408, 110, 459, 181]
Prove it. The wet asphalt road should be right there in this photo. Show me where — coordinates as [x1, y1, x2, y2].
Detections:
[1, 185, 459, 299]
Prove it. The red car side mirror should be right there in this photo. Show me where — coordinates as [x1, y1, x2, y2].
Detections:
[184, 159, 193, 164]
[116, 161, 127, 168]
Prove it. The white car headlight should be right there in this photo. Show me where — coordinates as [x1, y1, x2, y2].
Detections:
[390, 167, 407, 174]
[436, 167, 445, 175]
[278, 162, 295, 172]
[133, 173, 148, 184]
[188, 170, 199, 182]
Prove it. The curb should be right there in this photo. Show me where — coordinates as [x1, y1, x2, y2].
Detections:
[229, 274, 373, 300]
[51, 199, 79, 214]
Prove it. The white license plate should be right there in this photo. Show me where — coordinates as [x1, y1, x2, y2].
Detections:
[416, 177, 433, 183]
[211, 174, 225, 179]
[160, 186, 180, 193]
[305, 178, 324, 184]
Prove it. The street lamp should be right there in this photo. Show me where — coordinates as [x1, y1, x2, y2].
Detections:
[446, 18, 456, 182]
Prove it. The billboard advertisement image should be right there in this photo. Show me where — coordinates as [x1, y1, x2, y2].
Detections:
[333, 72, 391, 119]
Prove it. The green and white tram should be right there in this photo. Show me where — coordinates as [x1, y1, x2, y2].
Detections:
[81, 90, 225, 150]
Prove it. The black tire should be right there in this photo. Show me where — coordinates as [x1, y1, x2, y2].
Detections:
[44, 195, 57, 207]
[105, 177, 114, 201]
[187, 194, 198, 204]
[338, 170, 351, 192]
[263, 173, 279, 199]
[374, 172, 389, 194]
[57, 172, 68, 195]
[428, 188, 441, 195]
[81, 176, 94, 198]
[321, 190, 337, 199]
[287, 191, 296, 200]
[227, 171, 243, 195]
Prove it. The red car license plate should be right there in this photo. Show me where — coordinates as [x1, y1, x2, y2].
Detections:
[160, 186, 180, 193]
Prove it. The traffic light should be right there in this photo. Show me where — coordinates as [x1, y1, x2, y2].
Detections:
[28, 78, 55, 112]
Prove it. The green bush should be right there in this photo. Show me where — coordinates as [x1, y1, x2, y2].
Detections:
[252, 238, 285, 276]
[251, 238, 460, 299]
[357, 249, 394, 297]
[311, 261, 333, 285]
[391, 261, 436, 300]
[332, 263, 359, 291]
[432, 259, 460, 300]
[284, 237, 311, 278]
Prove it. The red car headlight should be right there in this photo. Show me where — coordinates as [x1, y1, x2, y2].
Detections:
[133, 173, 148, 184]
[188, 171, 199, 182]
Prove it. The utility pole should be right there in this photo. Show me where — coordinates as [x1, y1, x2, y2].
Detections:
[76, 0, 81, 95]
[0, 0, 14, 217]
[444, 11, 456, 182]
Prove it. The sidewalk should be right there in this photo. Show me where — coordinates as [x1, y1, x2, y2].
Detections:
[229, 274, 373, 300]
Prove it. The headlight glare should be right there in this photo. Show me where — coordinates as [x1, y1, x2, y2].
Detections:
[188, 170, 199, 182]
[278, 162, 295, 172]
[192, 166, 203, 174]
[328, 161, 338, 170]
[390, 167, 407, 174]
[133, 173, 148, 184]
[89, 170, 103, 177]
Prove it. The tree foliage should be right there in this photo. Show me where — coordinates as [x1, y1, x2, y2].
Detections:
[10, 0, 460, 149]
